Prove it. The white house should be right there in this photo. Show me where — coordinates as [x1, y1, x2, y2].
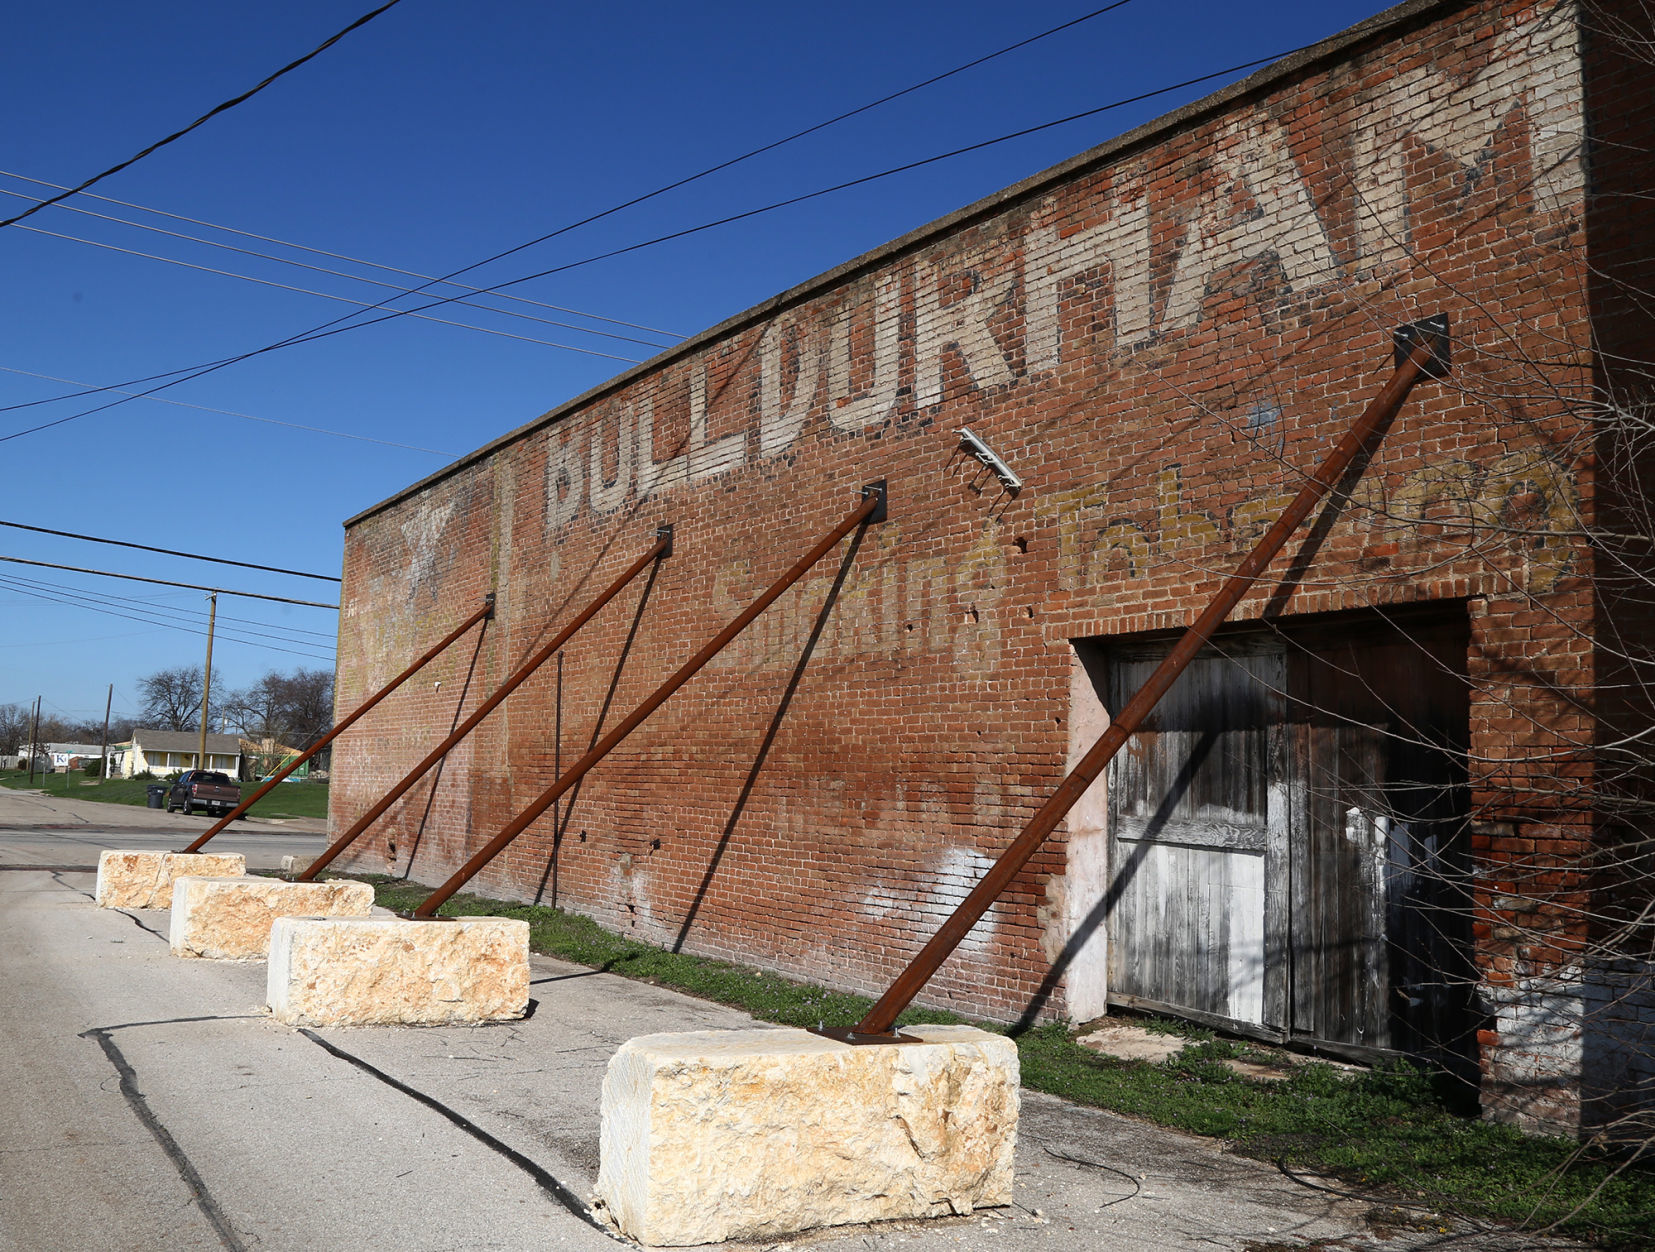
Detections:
[46, 742, 105, 772]
[108, 730, 243, 779]
[11, 742, 105, 772]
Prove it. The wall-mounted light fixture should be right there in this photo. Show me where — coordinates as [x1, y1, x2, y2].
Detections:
[957, 427, 1022, 495]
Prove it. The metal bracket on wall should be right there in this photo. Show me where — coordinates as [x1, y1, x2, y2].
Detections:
[1394, 314, 1451, 378]
[655, 523, 674, 557]
[957, 428, 1022, 495]
[861, 480, 889, 524]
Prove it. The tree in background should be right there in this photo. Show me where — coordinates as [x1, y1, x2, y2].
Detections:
[278, 669, 334, 751]
[221, 668, 335, 773]
[0, 704, 34, 756]
[0, 706, 137, 754]
[136, 666, 204, 733]
[220, 673, 285, 744]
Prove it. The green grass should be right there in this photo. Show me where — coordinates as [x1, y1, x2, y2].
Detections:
[354, 874, 1655, 1248]
[0, 768, 328, 820]
[237, 781, 329, 820]
[1, 769, 154, 805]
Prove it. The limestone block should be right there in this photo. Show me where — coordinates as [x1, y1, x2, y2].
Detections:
[95, 850, 245, 910]
[594, 1025, 1018, 1245]
[170, 876, 375, 961]
[267, 915, 530, 1026]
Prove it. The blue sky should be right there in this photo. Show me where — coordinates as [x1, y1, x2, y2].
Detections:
[1, 0, 1396, 727]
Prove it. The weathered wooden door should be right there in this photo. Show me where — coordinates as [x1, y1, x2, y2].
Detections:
[1097, 608, 1471, 1058]
[1286, 613, 1473, 1057]
[1104, 637, 1287, 1030]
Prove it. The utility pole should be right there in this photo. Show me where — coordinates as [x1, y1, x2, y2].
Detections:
[99, 683, 113, 780]
[197, 592, 217, 771]
[26, 695, 40, 784]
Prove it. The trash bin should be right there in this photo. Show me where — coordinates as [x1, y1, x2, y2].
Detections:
[146, 785, 166, 810]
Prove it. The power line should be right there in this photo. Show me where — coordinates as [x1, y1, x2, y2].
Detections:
[0, 556, 338, 608]
[0, 0, 409, 231]
[0, 627, 162, 650]
[0, 179, 680, 350]
[0, 167, 687, 340]
[0, 582, 335, 660]
[219, 53, 1307, 357]
[11, 220, 649, 364]
[0, 568, 337, 642]
[0, 519, 340, 582]
[0, 572, 334, 654]
[0, 1, 1146, 424]
[0, 364, 456, 455]
[385, 54, 1296, 313]
[0, 46, 1289, 447]
[0, 575, 334, 661]
[0, 573, 336, 656]
[264, 0, 1145, 343]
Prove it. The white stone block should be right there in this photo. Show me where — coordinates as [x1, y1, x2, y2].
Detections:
[95, 850, 245, 910]
[267, 915, 530, 1026]
[594, 1025, 1018, 1246]
[170, 876, 375, 961]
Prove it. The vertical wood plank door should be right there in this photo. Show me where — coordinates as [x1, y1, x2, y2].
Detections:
[1105, 638, 1286, 1029]
[1093, 606, 1472, 1063]
[1287, 611, 1473, 1059]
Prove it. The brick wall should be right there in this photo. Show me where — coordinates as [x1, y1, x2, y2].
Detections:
[334, 0, 1643, 1135]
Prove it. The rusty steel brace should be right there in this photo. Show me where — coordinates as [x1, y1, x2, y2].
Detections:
[180, 594, 496, 854]
[826, 318, 1451, 1045]
[405, 482, 888, 919]
[296, 527, 675, 882]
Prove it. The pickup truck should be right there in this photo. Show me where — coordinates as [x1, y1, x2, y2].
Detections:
[166, 770, 243, 817]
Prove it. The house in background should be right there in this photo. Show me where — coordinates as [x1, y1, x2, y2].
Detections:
[238, 736, 310, 781]
[46, 742, 105, 772]
[11, 742, 105, 772]
[108, 730, 242, 779]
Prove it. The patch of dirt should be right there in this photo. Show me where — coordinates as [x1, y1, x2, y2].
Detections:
[1076, 1021, 1187, 1063]
[1221, 1050, 1366, 1083]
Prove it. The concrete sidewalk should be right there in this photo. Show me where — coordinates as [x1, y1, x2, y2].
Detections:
[0, 867, 1570, 1251]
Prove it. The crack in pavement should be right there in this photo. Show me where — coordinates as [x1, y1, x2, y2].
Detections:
[296, 1028, 622, 1242]
[78, 1017, 264, 1252]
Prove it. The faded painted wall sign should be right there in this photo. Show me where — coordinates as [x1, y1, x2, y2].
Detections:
[1047, 447, 1581, 595]
[542, 8, 1583, 536]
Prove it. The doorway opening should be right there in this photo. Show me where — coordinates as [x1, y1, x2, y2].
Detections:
[1070, 603, 1476, 1072]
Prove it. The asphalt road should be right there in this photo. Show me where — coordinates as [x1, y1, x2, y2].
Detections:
[0, 788, 327, 870]
[0, 795, 1574, 1251]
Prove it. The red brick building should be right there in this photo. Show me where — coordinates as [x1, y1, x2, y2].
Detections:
[333, 0, 1653, 1136]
